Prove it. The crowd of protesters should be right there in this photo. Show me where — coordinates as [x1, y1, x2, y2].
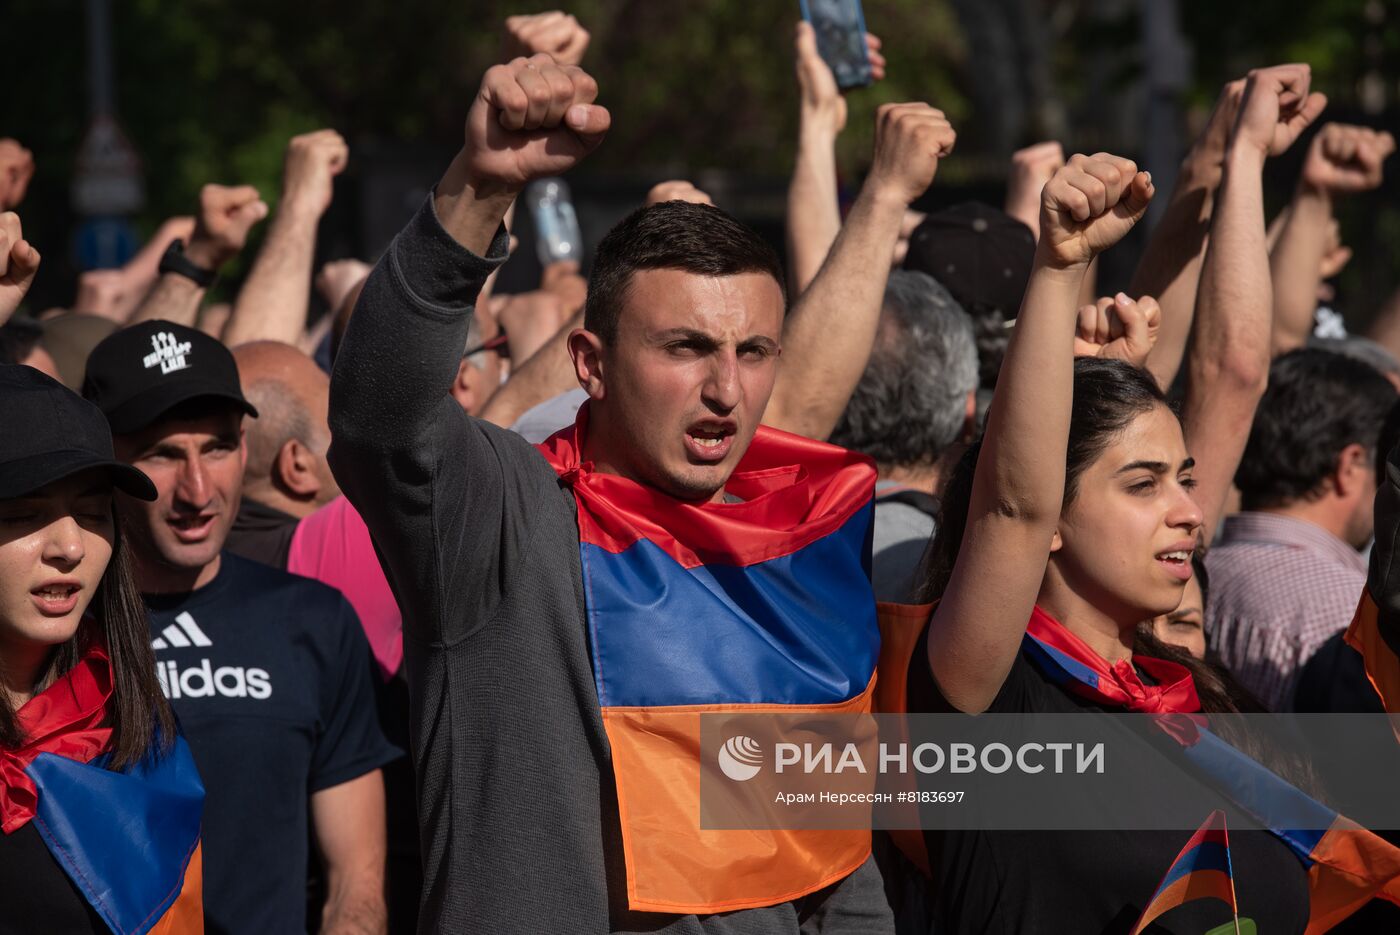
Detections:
[3, 7, 1400, 935]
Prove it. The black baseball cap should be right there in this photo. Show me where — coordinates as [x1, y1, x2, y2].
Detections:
[0, 365, 157, 501]
[81, 320, 258, 434]
[903, 202, 1036, 320]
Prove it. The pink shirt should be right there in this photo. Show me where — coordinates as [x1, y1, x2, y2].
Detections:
[288, 496, 402, 680]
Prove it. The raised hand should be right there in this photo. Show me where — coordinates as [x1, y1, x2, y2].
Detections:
[185, 183, 269, 269]
[504, 11, 591, 66]
[0, 211, 41, 325]
[281, 129, 349, 218]
[794, 21, 885, 137]
[645, 180, 713, 207]
[1038, 153, 1154, 269]
[464, 55, 610, 193]
[0, 139, 35, 210]
[865, 103, 957, 207]
[1230, 64, 1328, 158]
[1072, 293, 1161, 368]
[1301, 123, 1396, 194]
[1005, 141, 1065, 240]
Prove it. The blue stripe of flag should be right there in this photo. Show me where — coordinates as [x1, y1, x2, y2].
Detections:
[1171, 725, 1335, 865]
[28, 737, 203, 935]
[1157, 840, 1231, 892]
[582, 502, 877, 707]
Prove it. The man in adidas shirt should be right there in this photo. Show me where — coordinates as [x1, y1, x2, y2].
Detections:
[83, 319, 399, 935]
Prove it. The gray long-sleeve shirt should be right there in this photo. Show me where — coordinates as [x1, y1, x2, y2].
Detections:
[327, 196, 892, 934]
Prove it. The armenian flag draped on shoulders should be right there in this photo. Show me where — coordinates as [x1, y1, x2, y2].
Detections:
[0, 639, 204, 935]
[536, 405, 879, 913]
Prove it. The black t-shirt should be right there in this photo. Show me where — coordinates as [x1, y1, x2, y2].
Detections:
[145, 552, 400, 935]
[0, 822, 106, 934]
[907, 626, 1311, 935]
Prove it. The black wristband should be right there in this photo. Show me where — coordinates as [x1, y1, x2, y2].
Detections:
[158, 240, 218, 289]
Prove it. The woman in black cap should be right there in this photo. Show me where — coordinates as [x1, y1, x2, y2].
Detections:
[0, 365, 204, 934]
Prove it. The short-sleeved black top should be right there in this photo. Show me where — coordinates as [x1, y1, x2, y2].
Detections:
[145, 552, 400, 935]
[907, 623, 1312, 935]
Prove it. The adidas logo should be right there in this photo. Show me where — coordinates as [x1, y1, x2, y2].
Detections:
[152, 612, 212, 650]
[151, 612, 273, 700]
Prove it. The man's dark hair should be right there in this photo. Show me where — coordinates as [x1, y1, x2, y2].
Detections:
[830, 270, 977, 467]
[584, 201, 785, 344]
[1236, 348, 1398, 510]
[0, 316, 44, 365]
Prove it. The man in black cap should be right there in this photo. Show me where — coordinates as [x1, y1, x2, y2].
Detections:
[83, 319, 398, 935]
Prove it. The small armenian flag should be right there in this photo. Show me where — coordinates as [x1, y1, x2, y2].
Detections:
[1130, 809, 1239, 935]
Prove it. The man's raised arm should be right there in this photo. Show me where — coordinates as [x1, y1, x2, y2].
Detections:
[223, 129, 349, 347]
[764, 101, 954, 441]
[326, 56, 607, 640]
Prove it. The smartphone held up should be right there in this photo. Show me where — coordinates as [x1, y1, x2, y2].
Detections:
[799, 0, 873, 90]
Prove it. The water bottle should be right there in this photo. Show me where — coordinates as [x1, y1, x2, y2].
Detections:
[526, 178, 582, 266]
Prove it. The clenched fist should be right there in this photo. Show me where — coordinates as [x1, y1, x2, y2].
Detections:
[865, 103, 956, 207]
[0, 211, 40, 325]
[1230, 64, 1327, 158]
[186, 184, 269, 270]
[282, 129, 349, 218]
[504, 11, 591, 67]
[464, 55, 610, 192]
[1072, 293, 1161, 369]
[1038, 153, 1154, 269]
[1301, 123, 1396, 194]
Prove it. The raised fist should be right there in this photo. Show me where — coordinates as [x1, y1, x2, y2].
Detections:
[1038, 153, 1154, 268]
[504, 11, 591, 66]
[186, 184, 269, 270]
[1231, 64, 1328, 158]
[464, 55, 610, 192]
[645, 180, 713, 207]
[794, 21, 885, 136]
[1005, 141, 1065, 240]
[1187, 78, 1247, 174]
[1301, 123, 1396, 194]
[0, 211, 40, 325]
[0, 139, 35, 210]
[1072, 293, 1161, 369]
[282, 129, 349, 218]
[865, 103, 956, 207]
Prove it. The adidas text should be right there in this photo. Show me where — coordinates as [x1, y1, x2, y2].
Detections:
[158, 658, 272, 700]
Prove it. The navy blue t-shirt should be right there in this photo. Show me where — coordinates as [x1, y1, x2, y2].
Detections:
[145, 552, 399, 935]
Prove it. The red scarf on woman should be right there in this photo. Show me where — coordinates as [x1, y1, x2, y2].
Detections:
[0, 641, 113, 833]
[1023, 605, 1201, 713]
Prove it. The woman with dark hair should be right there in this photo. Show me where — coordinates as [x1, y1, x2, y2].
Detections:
[0, 365, 203, 934]
[901, 119, 1338, 926]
